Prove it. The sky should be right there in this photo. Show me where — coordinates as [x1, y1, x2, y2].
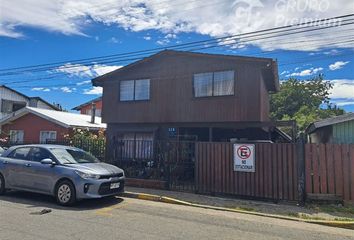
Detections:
[0, 0, 353, 112]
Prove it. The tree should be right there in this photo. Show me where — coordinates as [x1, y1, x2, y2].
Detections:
[270, 75, 345, 133]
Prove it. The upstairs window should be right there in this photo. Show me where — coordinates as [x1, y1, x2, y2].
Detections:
[1, 100, 26, 113]
[193, 70, 234, 97]
[120, 79, 150, 101]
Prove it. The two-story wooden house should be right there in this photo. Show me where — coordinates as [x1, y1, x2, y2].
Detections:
[0, 85, 59, 120]
[93, 50, 281, 150]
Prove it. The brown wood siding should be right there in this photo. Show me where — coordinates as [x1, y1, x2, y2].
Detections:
[305, 144, 354, 202]
[195, 142, 298, 201]
[102, 53, 272, 124]
[259, 75, 270, 121]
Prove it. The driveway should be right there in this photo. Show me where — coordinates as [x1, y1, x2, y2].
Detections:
[0, 191, 352, 240]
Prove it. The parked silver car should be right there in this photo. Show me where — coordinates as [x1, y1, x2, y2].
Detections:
[0, 145, 125, 206]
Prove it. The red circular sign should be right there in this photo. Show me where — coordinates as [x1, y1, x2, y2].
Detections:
[237, 145, 251, 159]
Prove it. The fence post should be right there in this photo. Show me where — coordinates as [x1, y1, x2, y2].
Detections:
[296, 133, 306, 206]
[160, 141, 170, 190]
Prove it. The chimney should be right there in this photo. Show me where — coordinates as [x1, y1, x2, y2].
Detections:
[91, 102, 96, 124]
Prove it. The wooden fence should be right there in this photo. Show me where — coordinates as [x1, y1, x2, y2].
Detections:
[195, 142, 299, 201]
[305, 144, 354, 202]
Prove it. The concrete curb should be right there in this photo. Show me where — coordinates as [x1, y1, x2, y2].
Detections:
[121, 192, 354, 229]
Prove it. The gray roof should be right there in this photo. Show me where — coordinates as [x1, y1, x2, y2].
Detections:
[72, 96, 102, 111]
[92, 50, 279, 92]
[0, 107, 106, 130]
[306, 113, 354, 133]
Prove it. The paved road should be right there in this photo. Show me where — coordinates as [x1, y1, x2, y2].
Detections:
[0, 191, 352, 240]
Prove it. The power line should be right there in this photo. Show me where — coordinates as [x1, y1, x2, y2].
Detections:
[7, 50, 353, 91]
[1, 13, 353, 74]
[1, 34, 353, 85]
[1, 19, 353, 77]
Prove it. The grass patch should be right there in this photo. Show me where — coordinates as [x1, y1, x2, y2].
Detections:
[307, 204, 354, 215]
[287, 212, 300, 218]
[287, 213, 354, 221]
[286, 212, 339, 221]
[334, 218, 354, 222]
[234, 206, 256, 212]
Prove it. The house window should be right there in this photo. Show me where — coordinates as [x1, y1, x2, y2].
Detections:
[40, 131, 57, 143]
[120, 79, 150, 101]
[9, 130, 24, 143]
[1, 100, 26, 113]
[119, 132, 154, 159]
[193, 70, 234, 97]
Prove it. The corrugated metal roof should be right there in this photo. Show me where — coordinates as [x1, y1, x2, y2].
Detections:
[306, 113, 354, 133]
[0, 107, 106, 129]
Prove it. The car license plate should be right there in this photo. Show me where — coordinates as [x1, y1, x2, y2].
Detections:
[110, 182, 120, 189]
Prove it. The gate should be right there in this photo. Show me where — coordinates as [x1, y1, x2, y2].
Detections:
[112, 140, 196, 191]
[305, 144, 354, 202]
[164, 141, 196, 192]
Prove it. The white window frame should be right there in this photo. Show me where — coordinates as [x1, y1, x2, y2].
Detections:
[40, 131, 57, 143]
[9, 130, 24, 143]
[120, 79, 150, 101]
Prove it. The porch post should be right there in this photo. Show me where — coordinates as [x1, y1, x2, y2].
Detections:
[208, 127, 213, 142]
[296, 133, 306, 206]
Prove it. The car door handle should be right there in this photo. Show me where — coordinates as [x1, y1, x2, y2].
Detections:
[25, 163, 31, 167]
[3, 160, 8, 164]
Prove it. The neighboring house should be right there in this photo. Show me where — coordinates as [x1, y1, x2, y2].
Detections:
[72, 96, 102, 117]
[0, 85, 59, 119]
[0, 107, 106, 143]
[92, 50, 284, 148]
[306, 113, 354, 144]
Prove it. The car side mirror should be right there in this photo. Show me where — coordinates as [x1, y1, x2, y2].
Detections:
[41, 158, 55, 165]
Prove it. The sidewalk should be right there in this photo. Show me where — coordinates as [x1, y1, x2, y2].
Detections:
[125, 187, 354, 221]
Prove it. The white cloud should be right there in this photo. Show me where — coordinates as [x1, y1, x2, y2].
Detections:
[31, 87, 50, 92]
[76, 80, 91, 86]
[329, 79, 354, 99]
[0, 0, 86, 38]
[287, 67, 323, 77]
[165, 33, 177, 39]
[329, 61, 350, 71]
[280, 70, 289, 75]
[54, 63, 121, 78]
[109, 37, 120, 43]
[83, 86, 102, 95]
[143, 35, 151, 40]
[60, 87, 76, 93]
[156, 39, 169, 45]
[334, 101, 354, 107]
[1, 0, 353, 51]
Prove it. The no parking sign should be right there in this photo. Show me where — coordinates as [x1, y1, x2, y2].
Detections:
[233, 144, 255, 172]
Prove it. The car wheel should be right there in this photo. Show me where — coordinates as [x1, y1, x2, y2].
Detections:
[0, 173, 6, 195]
[55, 180, 76, 206]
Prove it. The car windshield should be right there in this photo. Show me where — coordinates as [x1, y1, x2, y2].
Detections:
[50, 148, 100, 164]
